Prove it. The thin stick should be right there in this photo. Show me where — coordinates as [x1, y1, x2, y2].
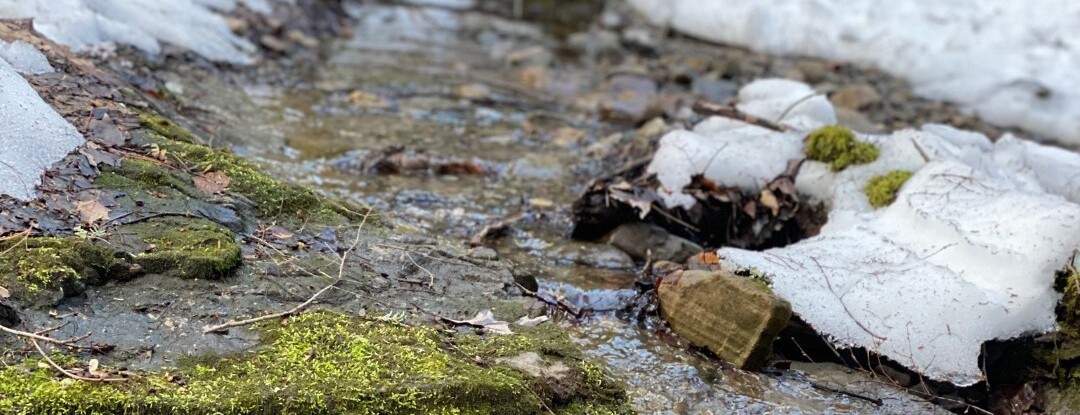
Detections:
[202, 212, 370, 334]
[31, 339, 126, 382]
[0, 323, 87, 348]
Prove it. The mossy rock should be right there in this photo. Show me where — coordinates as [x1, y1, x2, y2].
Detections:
[805, 125, 879, 171]
[140, 112, 195, 143]
[0, 312, 631, 414]
[0, 238, 119, 307]
[863, 170, 913, 208]
[149, 133, 368, 224]
[120, 217, 241, 279]
[95, 158, 202, 199]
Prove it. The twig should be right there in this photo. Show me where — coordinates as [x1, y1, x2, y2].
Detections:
[405, 252, 437, 288]
[203, 212, 370, 334]
[0, 322, 89, 348]
[692, 101, 785, 132]
[201, 281, 340, 334]
[809, 381, 883, 406]
[31, 339, 126, 382]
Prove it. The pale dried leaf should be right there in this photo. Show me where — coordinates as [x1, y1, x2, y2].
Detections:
[194, 171, 231, 195]
[74, 199, 110, 225]
[443, 309, 514, 335]
[514, 315, 549, 327]
[0, 285, 9, 299]
[759, 188, 780, 216]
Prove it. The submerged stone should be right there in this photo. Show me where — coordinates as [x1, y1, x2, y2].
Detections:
[657, 270, 791, 370]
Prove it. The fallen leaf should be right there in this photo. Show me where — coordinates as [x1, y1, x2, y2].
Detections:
[75, 199, 110, 225]
[149, 144, 168, 161]
[347, 90, 391, 109]
[0, 285, 8, 299]
[514, 315, 549, 327]
[610, 189, 655, 219]
[691, 252, 720, 265]
[760, 189, 780, 216]
[442, 309, 513, 335]
[88, 359, 99, 373]
[194, 171, 231, 195]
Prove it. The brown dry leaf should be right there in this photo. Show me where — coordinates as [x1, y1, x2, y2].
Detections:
[194, 171, 231, 195]
[759, 189, 780, 216]
[0, 285, 9, 299]
[347, 90, 391, 109]
[75, 199, 110, 225]
[692, 252, 720, 265]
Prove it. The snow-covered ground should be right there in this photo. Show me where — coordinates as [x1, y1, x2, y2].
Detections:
[0, 42, 84, 201]
[0, 0, 290, 64]
[648, 79, 1080, 385]
[628, 0, 1080, 146]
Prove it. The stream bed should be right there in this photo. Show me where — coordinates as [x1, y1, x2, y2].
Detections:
[153, 2, 967, 413]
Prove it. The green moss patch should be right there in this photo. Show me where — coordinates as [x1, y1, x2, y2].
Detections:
[0, 238, 117, 306]
[863, 170, 913, 208]
[805, 125, 879, 171]
[122, 217, 241, 279]
[0, 312, 630, 414]
[95, 158, 202, 199]
[140, 113, 195, 143]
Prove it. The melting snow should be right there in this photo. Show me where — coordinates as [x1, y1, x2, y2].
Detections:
[0, 40, 54, 75]
[0, 49, 84, 200]
[0, 0, 290, 64]
[627, 0, 1080, 146]
[648, 79, 1080, 385]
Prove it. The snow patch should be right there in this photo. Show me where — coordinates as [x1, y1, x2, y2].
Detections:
[0, 0, 290, 64]
[648, 79, 1080, 385]
[627, 0, 1080, 145]
[0, 40, 53, 75]
[0, 57, 84, 201]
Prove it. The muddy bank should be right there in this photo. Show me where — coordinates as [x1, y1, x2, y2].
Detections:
[0, 8, 630, 414]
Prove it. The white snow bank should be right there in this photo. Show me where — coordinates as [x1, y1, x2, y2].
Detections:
[0, 0, 289, 64]
[627, 0, 1080, 146]
[0, 56, 84, 201]
[648, 79, 1080, 385]
[0, 40, 53, 75]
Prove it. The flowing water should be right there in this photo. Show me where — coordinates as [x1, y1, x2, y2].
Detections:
[159, 3, 948, 413]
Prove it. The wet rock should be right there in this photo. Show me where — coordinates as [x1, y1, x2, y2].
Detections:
[452, 83, 492, 101]
[658, 270, 791, 370]
[546, 242, 635, 270]
[691, 75, 739, 103]
[835, 107, 881, 134]
[795, 60, 831, 84]
[604, 222, 701, 263]
[346, 90, 392, 109]
[507, 153, 565, 180]
[830, 83, 881, 110]
[599, 74, 659, 124]
[550, 126, 587, 147]
[469, 246, 499, 261]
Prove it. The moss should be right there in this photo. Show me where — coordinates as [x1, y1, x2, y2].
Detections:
[0, 238, 117, 305]
[96, 159, 202, 199]
[0, 312, 630, 414]
[123, 217, 241, 279]
[805, 125, 879, 171]
[140, 113, 195, 143]
[863, 170, 913, 208]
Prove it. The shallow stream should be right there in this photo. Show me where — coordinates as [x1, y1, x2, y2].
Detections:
[160, 2, 947, 413]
